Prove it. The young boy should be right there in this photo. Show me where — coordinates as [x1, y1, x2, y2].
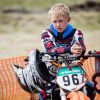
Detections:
[41, 3, 86, 77]
[40, 3, 95, 100]
[41, 3, 86, 56]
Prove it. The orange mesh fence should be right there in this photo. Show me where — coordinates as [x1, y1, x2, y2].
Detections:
[83, 57, 95, 80]
[0, 56, 31, 100]
[83, 57, 100, 100]
[0, 56, 100, 100]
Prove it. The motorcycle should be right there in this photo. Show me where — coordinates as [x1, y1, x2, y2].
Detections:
[12, 49, 100, 100]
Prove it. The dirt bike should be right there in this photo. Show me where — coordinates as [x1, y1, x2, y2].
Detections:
[12, 49, 100, 100]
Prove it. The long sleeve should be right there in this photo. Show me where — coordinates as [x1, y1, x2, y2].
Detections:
[41, 30, 70, 54]
[71, 29, 86, 55]
[41, 29, 86, 54]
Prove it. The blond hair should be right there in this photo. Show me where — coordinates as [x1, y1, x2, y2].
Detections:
[48, 3, 70, 18]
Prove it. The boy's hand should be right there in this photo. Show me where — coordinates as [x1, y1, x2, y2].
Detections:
[92, 73, 100, 94]
[31, 93, 40, 100]
[71, 45, 83, 56]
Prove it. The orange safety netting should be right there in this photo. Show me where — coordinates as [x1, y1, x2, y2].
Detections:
[0, 56, 100, 100]
[0, 56, 31, 100]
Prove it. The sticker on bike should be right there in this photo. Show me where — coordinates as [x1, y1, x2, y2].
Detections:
[56, 66, 87, 91]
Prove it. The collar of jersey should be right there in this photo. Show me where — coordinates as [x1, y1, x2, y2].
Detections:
[50, 23, 73, 39]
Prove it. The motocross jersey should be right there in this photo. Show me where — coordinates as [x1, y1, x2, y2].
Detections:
[41, 24, 86, 54]
[41, 24, 86, 76]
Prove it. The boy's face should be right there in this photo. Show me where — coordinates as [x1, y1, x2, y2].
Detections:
[51, 15, 70, 33]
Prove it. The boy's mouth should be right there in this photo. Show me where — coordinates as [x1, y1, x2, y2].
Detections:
[57, 28, 62, 30]
[57, 28, 63, 31]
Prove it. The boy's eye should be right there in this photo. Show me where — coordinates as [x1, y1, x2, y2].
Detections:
[52, 20, 63, 23]
[59, 20, 63, 22]
[53, 20, 57, 23]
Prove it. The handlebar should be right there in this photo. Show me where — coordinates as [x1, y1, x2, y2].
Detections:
[40, 50, 100, 62]
[24, 50, 100, 65]
[40, 53, 80, 62]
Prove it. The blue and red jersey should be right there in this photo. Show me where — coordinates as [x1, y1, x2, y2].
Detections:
[41, 24, 86, 54]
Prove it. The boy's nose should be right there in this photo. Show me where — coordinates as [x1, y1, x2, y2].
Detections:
[56, 22, 60, 27]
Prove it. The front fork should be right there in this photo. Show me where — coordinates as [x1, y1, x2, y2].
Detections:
[60, 88, 67, 100]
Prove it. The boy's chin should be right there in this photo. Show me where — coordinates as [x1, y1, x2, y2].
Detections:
[56, 29, 63, 33]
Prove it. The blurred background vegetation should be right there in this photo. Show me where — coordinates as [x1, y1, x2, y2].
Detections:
[0, 0, 89, 8]
[0, 0, 100, 58]
[0, 0, 100, 8]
